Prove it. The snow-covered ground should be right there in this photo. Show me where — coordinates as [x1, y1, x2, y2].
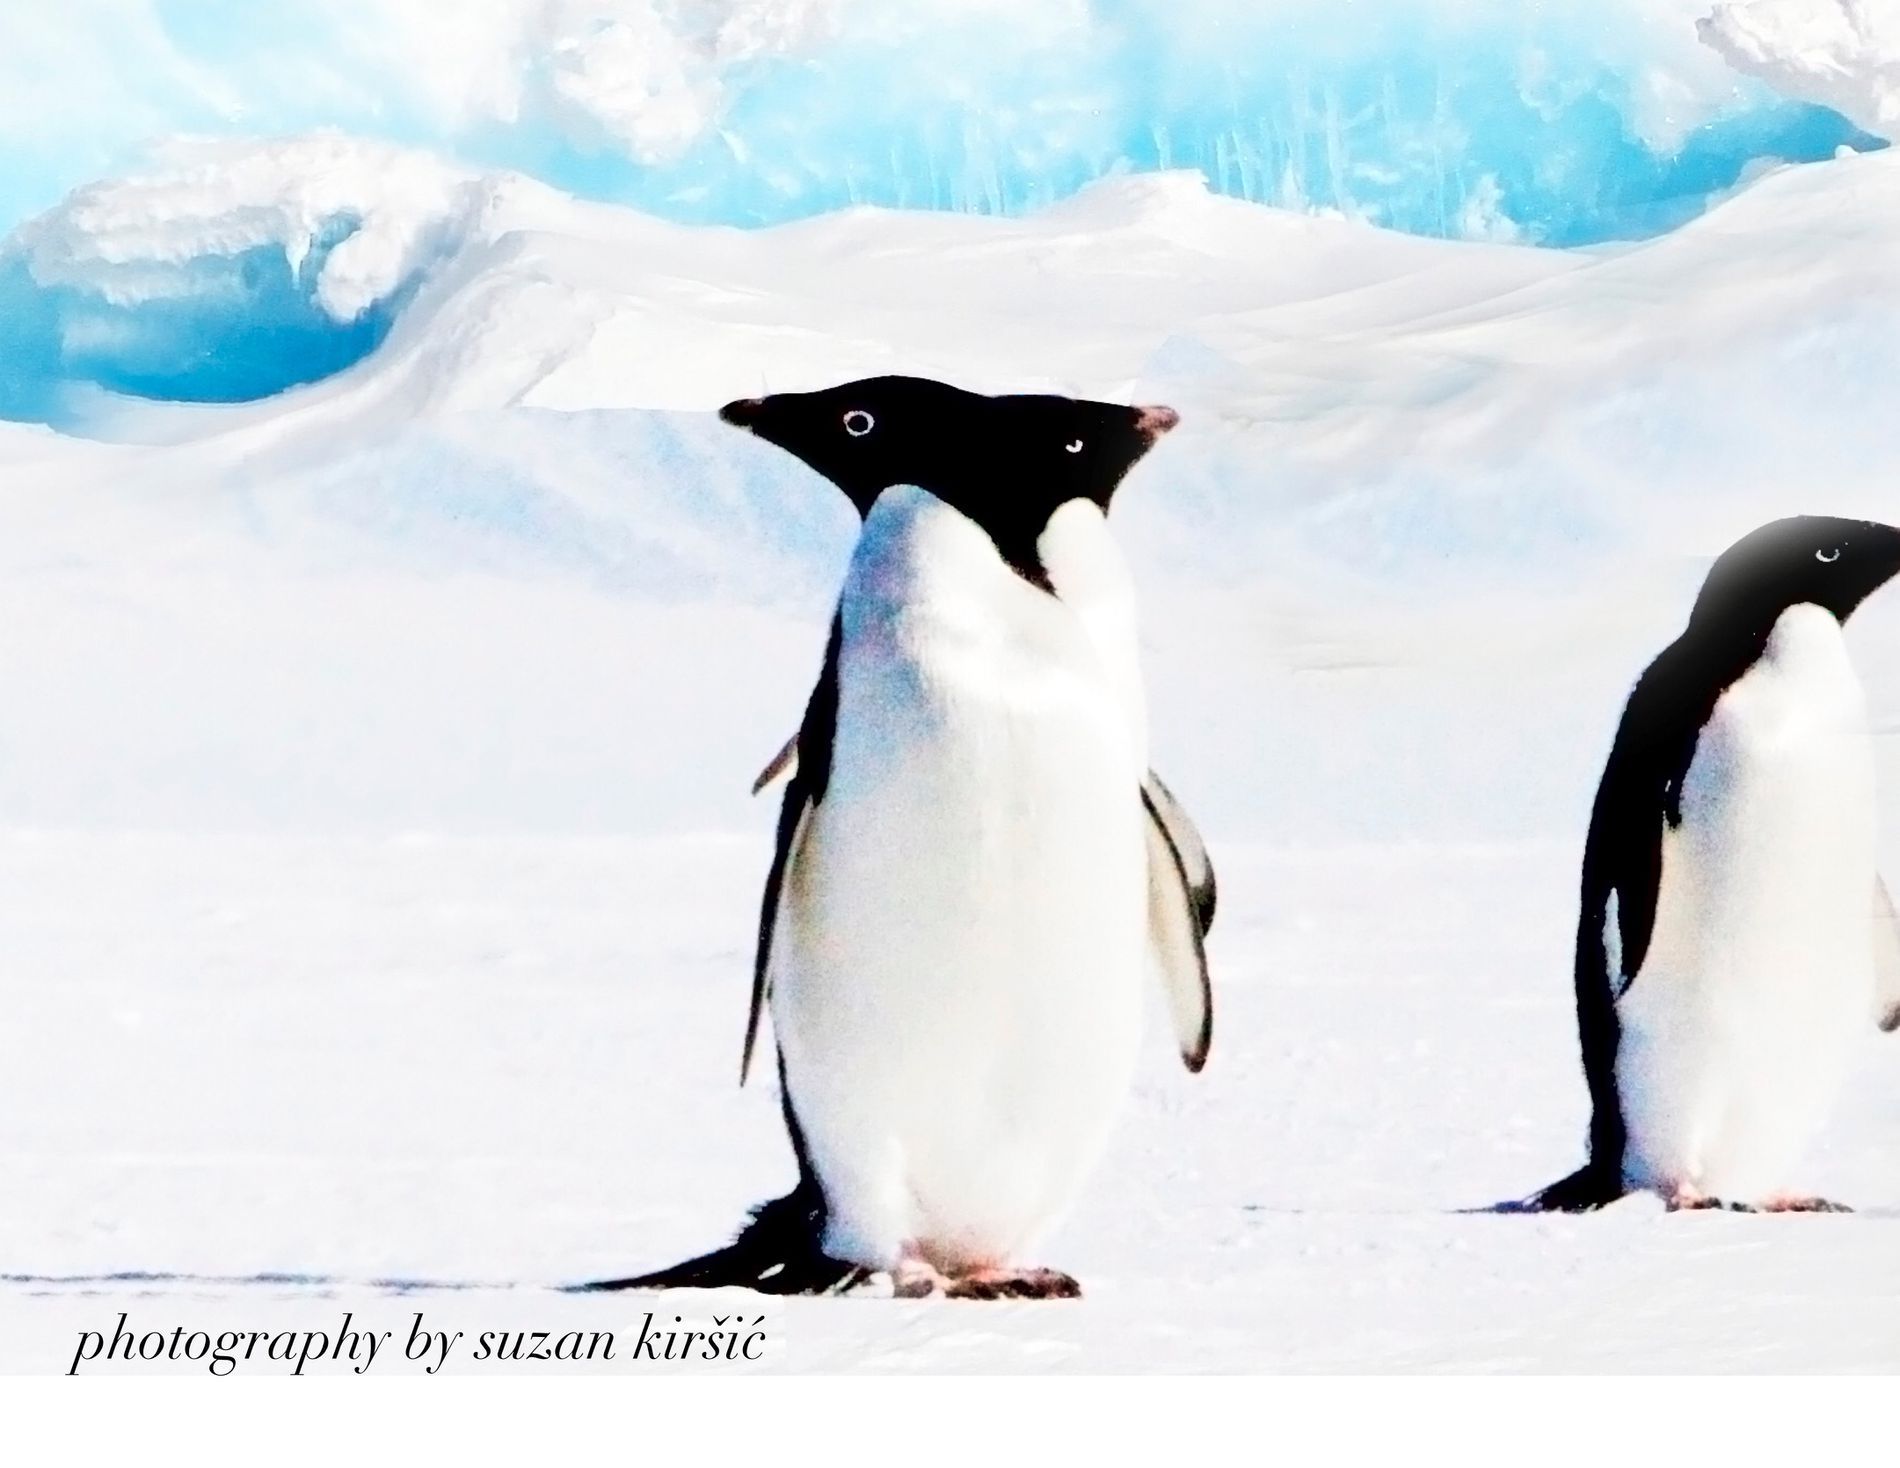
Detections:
[4, 836, 1897, 1372]
[6, 70, 1900, 1369]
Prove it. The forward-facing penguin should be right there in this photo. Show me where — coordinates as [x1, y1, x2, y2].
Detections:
[1530, 517, 1900, 1213]
[735, 377, 1213, 956]
[597, 378, 1210, 1297]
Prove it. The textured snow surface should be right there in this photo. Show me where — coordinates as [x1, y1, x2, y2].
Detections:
[4, 143, 1900, 1370]
[3, 837, 1897, 1372]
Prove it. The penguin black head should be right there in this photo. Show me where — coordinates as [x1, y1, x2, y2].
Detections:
[719, 375, 1178, 522]
[1690, 516, 1900, 635]
[992, 391, 1181, 516]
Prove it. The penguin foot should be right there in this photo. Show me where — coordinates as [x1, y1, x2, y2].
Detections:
[891, 1258, 952, 1299]
[890, 1259, 1081, 1300]
[941, 1268, 1082, 1301]
[1662, 1188, 1852, 1214]
[1758, 1195, 1854, 1214]
[1664, 1190, 1775, 1212]
[1664, 1193, 1744, 1212]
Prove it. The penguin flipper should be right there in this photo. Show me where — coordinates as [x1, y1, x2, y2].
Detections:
[1561, 655, 1693, 1182]
[1874, 876, 1900, 1033]
[1142, 783, 1213, 1073]
[751, 732, 800, 796]
[1143, 769, 1216, 934]
[741, 792, 811, 1084]
[742, 618, 842, 1085]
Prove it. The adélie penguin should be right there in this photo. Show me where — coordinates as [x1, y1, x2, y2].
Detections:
[1527, 516, 1900, 1213]
[726, 377, 1215, 1059]
[596, 378, 1210, 1297]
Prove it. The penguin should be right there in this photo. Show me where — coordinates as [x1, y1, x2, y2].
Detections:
[1528, 516, 1900, 1213]
[595, 379, 1209, 1297]
[726, 377, 1216, 1068]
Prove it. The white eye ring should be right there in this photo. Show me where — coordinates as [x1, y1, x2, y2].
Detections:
[843, 409, 874, 437]
[1816, 546, 1842, 563]
[1064, 438, 1084, 454]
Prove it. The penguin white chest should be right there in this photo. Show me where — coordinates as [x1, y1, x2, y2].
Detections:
[1617, 605, 1877, 1199]
[1038, 500, 1149, 770]
[774, 487, 1149, 1272]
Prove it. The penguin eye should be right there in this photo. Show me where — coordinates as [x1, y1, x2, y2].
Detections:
[1816, 546, 1843, 564]
[1064, 438, 1084, 454]
[842, 409, 874, 438]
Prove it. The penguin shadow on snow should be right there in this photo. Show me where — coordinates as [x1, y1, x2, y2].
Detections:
[0, 1270, 499, 1296]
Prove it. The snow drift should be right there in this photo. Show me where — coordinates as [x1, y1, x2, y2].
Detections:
[6, 140, 1900, 840]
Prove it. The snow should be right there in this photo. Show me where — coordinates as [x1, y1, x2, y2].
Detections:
[4, 838, 1896, 1371]
[1702, 0, 1900, 137]
[4, 132, 1900, 1371]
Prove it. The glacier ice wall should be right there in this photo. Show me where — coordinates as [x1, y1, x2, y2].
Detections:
[0, 0, 1880, 246]
[1, 0, 1887, 423]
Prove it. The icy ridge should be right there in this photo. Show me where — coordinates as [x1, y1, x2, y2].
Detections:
[10, 134, 487, 322]
[1701, 0, 1900, 136]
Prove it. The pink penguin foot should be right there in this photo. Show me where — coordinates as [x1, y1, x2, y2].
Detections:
[1663, 1184, 1852, 1214]
[891, 1258, 952, 1299]
[889, 1257, 1081, 1300]
[1758, 1195, 1854, 1214]
[940, 1267, 1082, 1301]
[1664, 1185, 1727, 1212]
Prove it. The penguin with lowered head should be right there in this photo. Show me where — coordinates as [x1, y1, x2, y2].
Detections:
[1529, 516, 1900, 1213]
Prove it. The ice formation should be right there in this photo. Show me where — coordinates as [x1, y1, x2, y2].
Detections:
[0, 135, 494, 417]
[0, 1, 1880, 247]
[1701, 0, 1900, 136]
[5, 2, 1894, 422]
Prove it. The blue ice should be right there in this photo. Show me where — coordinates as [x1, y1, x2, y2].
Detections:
[0, 1, 1882, 421]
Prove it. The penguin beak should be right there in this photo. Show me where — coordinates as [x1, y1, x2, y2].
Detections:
[1133, 405, 1179, 442]
[720, 397, 765, 429]
[1835, 521, 1900, 619]
[1866, 521, 1900, 586]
